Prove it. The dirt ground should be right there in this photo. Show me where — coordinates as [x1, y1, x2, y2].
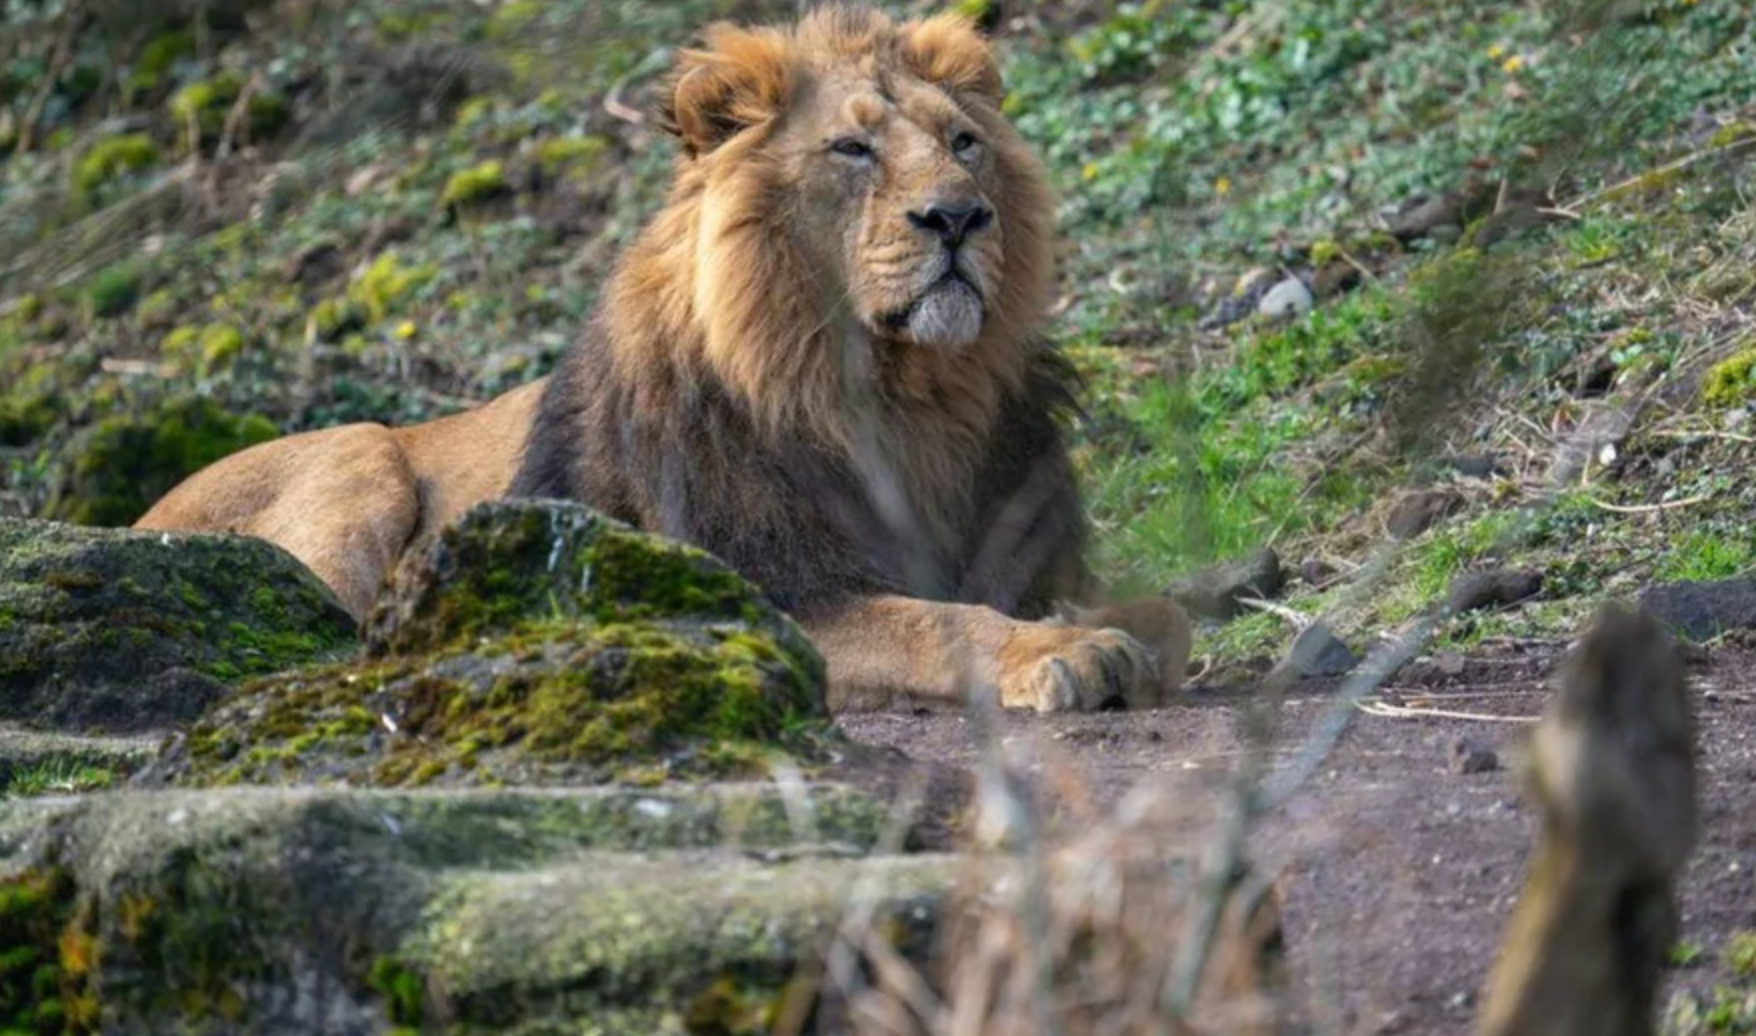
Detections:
[835, 642, 1756, 1035]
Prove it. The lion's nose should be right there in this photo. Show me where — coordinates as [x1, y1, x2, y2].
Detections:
[907, 201, 993, 249]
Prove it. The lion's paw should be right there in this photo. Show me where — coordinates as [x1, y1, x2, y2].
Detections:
[997, 626, 1153, 712]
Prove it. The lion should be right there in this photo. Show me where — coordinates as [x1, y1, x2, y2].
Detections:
[135, 5, 1192, 713]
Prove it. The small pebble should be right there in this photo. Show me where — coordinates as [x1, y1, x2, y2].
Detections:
[1258, 277, 1314, 322]
[1449, 737, 1500, 775]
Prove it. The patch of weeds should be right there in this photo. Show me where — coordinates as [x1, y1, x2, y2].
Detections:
[1654, 529, 1756, 584]
[2, 759, 116, 797]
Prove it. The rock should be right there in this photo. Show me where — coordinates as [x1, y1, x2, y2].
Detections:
[1439, 453, 1504, 479]
[1547, 402, 1635, 488]
[1444, 569, 1543, 616]
[1385, 489, 1464, 540]
[1197, 267, 1277, 331]
[148, 501, 829, 787]
[1310, 259, 1361, 299]
[285, 240, 345, 287]
[1383, 177, 1495, 243]
[1448, 738, 1499, 775]
[1257, 277, 1314, 322]
[1300, 557, 1338, 586]
[1281, 621, 1359, 678]
[1641, 579, 1756, 642]
[0, 786, 951, 1034]
[1166, 548, 1286, 621]
[0, 519, 356, 732]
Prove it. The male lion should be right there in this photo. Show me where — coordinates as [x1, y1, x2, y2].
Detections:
[137, 5, 1191, 712]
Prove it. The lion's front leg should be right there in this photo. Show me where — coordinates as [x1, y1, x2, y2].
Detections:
[802, 595, 1168, 713]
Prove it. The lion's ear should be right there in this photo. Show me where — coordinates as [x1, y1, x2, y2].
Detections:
[900, 12, 1003, 102]
[658, 25, 793, 156]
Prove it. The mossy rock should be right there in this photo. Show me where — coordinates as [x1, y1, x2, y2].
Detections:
[47, 396, 279, 527]
[0, 787, 950, 1033]
[156, 501, 830, 788]
[0, 518, 356, 733]
[365, 499, 808, 655]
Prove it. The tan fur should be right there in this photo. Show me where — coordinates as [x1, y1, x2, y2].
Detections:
[136, 381, 542, 618]
[133, 6, 1190, 712]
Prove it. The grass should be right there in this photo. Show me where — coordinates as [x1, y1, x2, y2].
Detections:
[1666, 931, 1756, 1034]
[0, 759, 116, 798]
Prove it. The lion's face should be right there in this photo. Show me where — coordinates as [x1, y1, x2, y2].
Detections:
[658, 7, 1055, 359]
[785, 72, 1004, 351]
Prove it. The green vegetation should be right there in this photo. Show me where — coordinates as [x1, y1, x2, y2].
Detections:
[1667, 931, 1756, 1035]
[49, 397, 278, 527]
[1, 758, 116, 797]
[441, 159, 510, 208]
[70, 134, 160, 196]
[0, 868, 93, 1035]
[1701, 346, 1756, 407]
[170, 70, 289, 147]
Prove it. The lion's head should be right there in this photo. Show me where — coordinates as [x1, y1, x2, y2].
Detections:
[612, 5, 1056, 445]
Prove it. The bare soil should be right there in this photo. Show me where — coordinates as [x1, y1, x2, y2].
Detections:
[835, 643, 1756, 1035]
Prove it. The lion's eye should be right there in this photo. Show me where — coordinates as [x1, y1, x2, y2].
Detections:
[830, 138, 875, 160]
[951, 131, 980, 155]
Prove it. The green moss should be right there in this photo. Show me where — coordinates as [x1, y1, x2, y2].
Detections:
[126, 31, 195, 99]
[86, 263, 141, 319]
[307, 297, 367, 343]
[0, 868, 94, 1035]
[484, 0, 543, 40]
[162, 323, 245, 373]
[198, 324, 245, 371]
[348, 253, 438, 325]
[0, 368, 62, 447]
[1701, 346, 1756, 408]
[367, 957, 425, 1027]
[169, 71, 289, 146]
[49, 396, 279, 527]
[532, 135, 607, 177]
[173, 619, 823, 789]
[71, 134, 161, 196]
[441, 160, 510, 208]
[452, 96, 498, 132]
